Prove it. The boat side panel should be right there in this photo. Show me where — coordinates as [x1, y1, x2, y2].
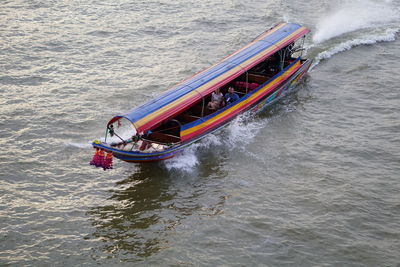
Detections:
[181, 59, 312, 144]
[180, 59, 303, 141]
[180, 58, 302, 132]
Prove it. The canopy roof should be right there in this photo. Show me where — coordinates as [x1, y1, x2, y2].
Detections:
[109, 22, 310, 133]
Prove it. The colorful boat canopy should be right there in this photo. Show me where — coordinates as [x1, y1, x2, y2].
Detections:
[109, 22, 310, 133]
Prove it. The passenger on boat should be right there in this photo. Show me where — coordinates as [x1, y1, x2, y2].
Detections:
[224, 86, 239, 105]
[207, 88, 224, 109]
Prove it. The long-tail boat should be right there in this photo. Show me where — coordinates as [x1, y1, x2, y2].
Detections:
[91, 22, 313, 164]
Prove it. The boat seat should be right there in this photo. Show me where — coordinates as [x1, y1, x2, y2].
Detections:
[192, 105, 215, 117]
[178, 114, 200, 124]
[191, 105, 203, 117]
[204, 107, 215, 116]
[233, 81, 260, 93]
[248, 73, 268, 84]
[147, 132, 180, 144]
[234, 90, 246, 96]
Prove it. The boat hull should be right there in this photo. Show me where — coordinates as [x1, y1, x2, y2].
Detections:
[92, 59, 312, 163]
[92, 142, 186, 163]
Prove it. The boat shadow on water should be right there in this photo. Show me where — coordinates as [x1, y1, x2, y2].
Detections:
[86, 158, 229, 262]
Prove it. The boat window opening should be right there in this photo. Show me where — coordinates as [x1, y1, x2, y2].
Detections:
[247, 45, 300, 80]
[249, 54, 279, 77]
[142, 132, 180, 144]
[201, 97, 205, 117]
[180, 81, 249, 120]
[269, 42, 297, 71]
[245, 71, 249, 94]
[183, 100, 206, 118]
[278, 49, 284, 71]
[278, 45, 294, 71]
[139, 118, 182, 146]
[176, 113, 200, 124]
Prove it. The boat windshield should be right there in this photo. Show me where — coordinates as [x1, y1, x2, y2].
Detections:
[106, 117, 137, 145]
[289, 36, 306, 59]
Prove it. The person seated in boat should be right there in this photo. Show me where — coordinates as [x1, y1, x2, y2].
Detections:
[207, 88, 224, 110]
[224, 86, 239, 105]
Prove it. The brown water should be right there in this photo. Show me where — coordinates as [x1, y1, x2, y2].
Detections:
[1, 0, 400, 265]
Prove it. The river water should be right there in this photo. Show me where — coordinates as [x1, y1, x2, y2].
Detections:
[1, 0, 400, 266]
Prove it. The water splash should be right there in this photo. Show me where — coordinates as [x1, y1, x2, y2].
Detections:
[312, 28, 399, 69]
[162, 114, 269, 172]
[162, 148, 200, 172]
[313, 0, 399, 44]
[162, 133, 221, 172]
[224, 115, 266, 150]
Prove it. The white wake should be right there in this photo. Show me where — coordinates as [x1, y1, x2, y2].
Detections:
[307, 0, 399, 68]
[312, 28, 399, 68]
[312, 0, 399, 44]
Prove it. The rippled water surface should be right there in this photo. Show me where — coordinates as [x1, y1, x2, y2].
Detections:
[1, 0, 400, 266]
